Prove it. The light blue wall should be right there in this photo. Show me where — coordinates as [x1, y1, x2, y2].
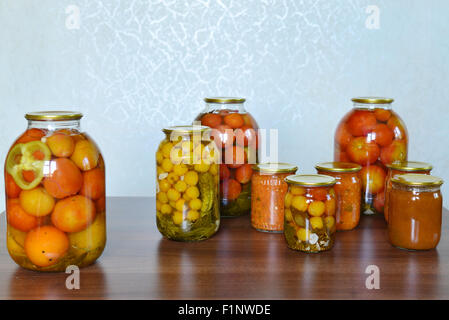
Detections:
[1, 0, 448, 210]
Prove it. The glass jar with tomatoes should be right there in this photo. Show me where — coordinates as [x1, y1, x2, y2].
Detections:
[194, 97, 259, 217]
[388, 174, 443, 250]
[155, 125, 220, 241]
[315, 162, 362, 231]
[4, 112, 106, 272]
[283, 174, 337, 253]
[334, 97, 408, 215]
[384, 161, 433, 222]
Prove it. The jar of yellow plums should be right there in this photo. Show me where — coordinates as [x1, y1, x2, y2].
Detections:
[156, 125, 220, 241]
[4, 111, 106, 271]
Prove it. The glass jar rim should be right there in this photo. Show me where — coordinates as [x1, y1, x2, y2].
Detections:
[204, 97, 245, 104]
[253, 163, 298, 174]
[285, 174, 336, 187]
[315, 162, 362, 173]
[351, 97, 393, 104]
[391, 173, 443, 187]
[386, 161, 433, 172]
[25, 111, 83, 121]
[162, 125, 210, 135]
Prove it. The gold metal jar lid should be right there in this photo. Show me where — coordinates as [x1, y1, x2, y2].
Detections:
[351, 97, 394, 104]
[204, 97, 246, 104]
[25, 111, 83, 121]
[315, 162, 362, 173]
[162, 125, 211, 134]
[253, 163, 298, 174]
[391, 173, 443, 187]
[285, 174, 336, 187]
[386, 161, 433, 172]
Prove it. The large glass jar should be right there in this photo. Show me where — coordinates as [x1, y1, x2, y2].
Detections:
[315, 162, 362, 231]
[251, 163, 298, 233]
[5, 111, 106, 272]
[194, 97, 259, 217]
[384, 161, 432, 222]
[388, 174, 443, 250]
[283, 174, 337, 253]
[155, 125, 220, 241]
[334, 97, 408, 215]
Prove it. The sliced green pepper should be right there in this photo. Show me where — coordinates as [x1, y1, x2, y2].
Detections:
[6, 141, 51, 190]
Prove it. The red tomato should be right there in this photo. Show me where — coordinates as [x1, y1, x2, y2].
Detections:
[7, 198, 38, 232]
[5, 173, 21, 198]
[335, 150, 350, 162]
[235, 164, 253, 184]
[16, 128, 46, 144]
[211, 125, 235, 149]
[234, 125, 257, 148]
[347, 110, 377, 136]
[380, 140, 407, 165]
[374, 109, 391, 122]
[347, 137, 380, 165]
[360, 165, 386, 194]
[308, 188, 328, 201]
[223, 113, 244, 129]
[387, 116, 407, 140]
[224, 146, 247, 169]
[201, 113, 222, 128]
[335, 124, 353, 148]
[221, 179, 242, 200]
[219, 164, 231, 180]
[373, 191, 385, 213]
[372, 123, 394, 147]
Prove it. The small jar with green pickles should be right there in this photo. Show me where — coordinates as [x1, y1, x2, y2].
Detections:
[155, 125, 220, 241]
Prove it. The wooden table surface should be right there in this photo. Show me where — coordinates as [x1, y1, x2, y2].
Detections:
[0, 197, 448, 300]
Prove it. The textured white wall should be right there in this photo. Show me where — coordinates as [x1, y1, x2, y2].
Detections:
[0, 0, 448, 212]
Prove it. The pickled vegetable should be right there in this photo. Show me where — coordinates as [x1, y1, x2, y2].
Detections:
[5, 113, 106, 272]
[156, 126, 220, 241]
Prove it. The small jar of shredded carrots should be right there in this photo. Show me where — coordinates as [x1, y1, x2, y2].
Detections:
[315, 162, 361, 231]
[251, 163, 298, 233]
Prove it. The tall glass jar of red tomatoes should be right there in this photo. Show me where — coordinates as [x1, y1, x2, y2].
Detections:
[194, 97, 259, 217]
[4, 112, 106, 271]
[334, 97, 408, 215]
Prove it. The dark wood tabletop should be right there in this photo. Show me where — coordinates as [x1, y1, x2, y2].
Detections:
[0, 196, 448, 300]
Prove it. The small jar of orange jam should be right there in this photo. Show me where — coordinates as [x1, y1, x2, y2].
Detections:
[315, 162, 362, 231]
[388, 173, 444, 250]
[384, 161, 433, 222]
[251, 163, 298, 233]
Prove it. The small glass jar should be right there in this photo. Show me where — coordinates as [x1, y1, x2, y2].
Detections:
[194, 97, 259, 217]
[383, 161, 433, 222]
[251, 163, 298, 233]
[284, 174, 337, 253]
[315, 162, 362, 231]
[388, 174, 443, 250]
[155, 125, 220, 241]
[334, 97, 408, 215]
[5, 111, 106, 272]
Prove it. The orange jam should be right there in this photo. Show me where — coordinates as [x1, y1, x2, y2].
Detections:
[384, 161, 432, 222]
[251, 163, 298, 232]
[315, 162, 362, 231]
[388, 174, 443, 250]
